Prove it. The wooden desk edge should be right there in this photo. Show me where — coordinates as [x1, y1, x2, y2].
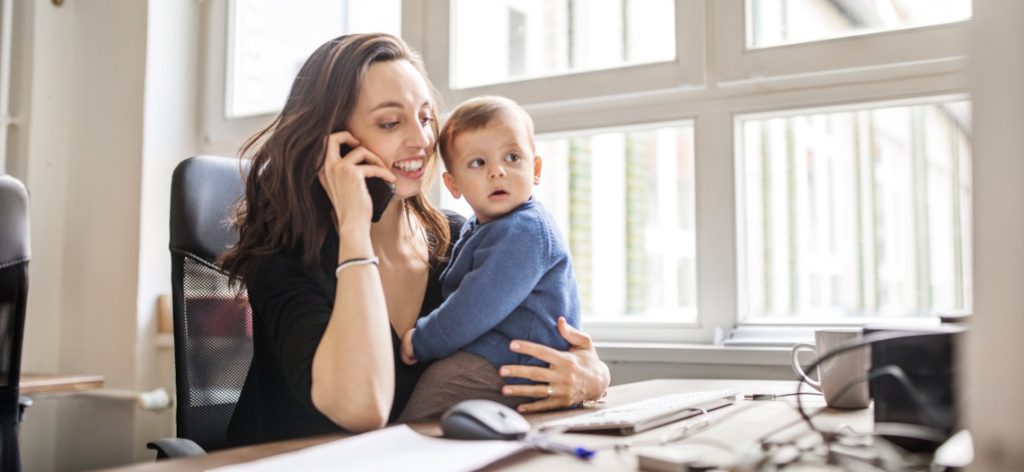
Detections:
[20, 372, 106, 395]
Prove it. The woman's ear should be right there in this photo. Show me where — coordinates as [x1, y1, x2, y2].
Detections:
[442, 172, 462, 199]
[533, 155, 543, 185]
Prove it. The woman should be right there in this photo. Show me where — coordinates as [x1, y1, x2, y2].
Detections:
[220, 33, 610, 446]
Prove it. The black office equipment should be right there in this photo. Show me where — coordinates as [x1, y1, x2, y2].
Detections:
[147, 156, 252, 459]
[865, 324, 965, 452]
[339, 144, 395, 223]
[0, 175, 31, 472]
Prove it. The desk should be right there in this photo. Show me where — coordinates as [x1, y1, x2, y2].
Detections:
[103, 379, 869, 471]
[20, 372, 105, 396]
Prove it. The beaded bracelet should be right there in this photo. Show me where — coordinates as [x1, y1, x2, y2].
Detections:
[334, 256, 380, 277]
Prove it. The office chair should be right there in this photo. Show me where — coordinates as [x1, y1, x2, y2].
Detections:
[147, 156, 252, 459]
[0, 175, 30, 472]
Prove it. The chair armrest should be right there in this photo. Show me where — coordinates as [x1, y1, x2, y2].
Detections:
[146, 437, 207, 460]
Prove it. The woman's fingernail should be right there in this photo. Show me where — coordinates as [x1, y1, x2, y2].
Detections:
[500, 368, 510, 376]
[510, 342, 520, 350]
[503, 387, 511, 395]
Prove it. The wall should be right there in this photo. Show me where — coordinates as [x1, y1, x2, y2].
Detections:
[964, 0, 1024, 469]
[12, 0, 198, 469]
[133, 0, 201, 459]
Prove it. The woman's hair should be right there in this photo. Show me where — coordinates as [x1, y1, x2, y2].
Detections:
[220, 33, 451, 283]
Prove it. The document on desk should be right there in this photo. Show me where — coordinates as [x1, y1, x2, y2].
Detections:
[208, 425, 529, 472]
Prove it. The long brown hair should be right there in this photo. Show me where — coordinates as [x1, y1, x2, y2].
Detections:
[220, 33, 451, 283]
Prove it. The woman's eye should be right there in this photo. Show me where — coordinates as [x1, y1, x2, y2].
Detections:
[419, 115, 433, 126]
[504, 152, 521, 163]
[468, 158, 484, 168]
[380, 121, 399, 130]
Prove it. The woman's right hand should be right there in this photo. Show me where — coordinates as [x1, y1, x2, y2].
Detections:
[318, 131, 396, 231]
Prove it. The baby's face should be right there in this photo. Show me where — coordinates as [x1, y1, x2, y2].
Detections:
[443, 115, 541, 223]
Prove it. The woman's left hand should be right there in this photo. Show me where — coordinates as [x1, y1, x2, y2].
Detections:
[499, 317, 611, 413]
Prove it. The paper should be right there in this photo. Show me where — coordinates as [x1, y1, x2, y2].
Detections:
[208, 425, 529, 472]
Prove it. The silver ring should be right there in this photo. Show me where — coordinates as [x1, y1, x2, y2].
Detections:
[546, 385, 554, 397]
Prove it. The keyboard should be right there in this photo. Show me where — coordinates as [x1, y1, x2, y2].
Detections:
[540, 388, 739, 435]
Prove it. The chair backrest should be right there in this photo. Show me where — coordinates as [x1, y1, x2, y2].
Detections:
[0, 175, 30, 471]
[169, 156, 251, 452]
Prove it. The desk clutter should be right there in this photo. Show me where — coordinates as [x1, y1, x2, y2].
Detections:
[100, 379, 976, 471]
[204, 384, 967, 472]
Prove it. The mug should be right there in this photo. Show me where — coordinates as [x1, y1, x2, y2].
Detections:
[790, 328, 871, 409]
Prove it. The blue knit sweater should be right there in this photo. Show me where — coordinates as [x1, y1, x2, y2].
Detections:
[412, 198, 581, 375]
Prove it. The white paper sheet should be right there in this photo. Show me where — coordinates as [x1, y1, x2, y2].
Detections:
[208, 425, 529, 472]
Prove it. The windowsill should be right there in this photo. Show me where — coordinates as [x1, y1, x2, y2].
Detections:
[595, 341, 793, 366]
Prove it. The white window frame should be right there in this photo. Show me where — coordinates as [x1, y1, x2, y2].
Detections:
[202, 0, 971, 345]
[418, 0, 706, 107]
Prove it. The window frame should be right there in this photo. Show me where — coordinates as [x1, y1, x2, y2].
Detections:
[419, 0, 707, 108]
[202, 0, 971, 344]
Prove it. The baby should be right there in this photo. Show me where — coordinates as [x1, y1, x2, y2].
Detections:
[398, 96, 581, 420]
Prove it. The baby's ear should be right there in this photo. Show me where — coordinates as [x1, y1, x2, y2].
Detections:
[442, 172, 462, 199]
[532, 155, 543, 185]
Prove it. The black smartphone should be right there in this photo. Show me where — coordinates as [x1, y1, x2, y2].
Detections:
[340, 144, 394, 223]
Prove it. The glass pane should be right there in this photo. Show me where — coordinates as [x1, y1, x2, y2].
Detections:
[441, 124, 697, 321]
[747, 0, 971, 48]
[738, 100, 972, 319]
[451, 0, 676, 89]
[227, 0, 401, 118]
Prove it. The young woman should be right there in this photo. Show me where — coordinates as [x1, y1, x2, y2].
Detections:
[220, 33, 610, 445]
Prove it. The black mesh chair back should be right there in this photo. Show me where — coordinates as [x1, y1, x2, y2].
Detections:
[0, 175, 30, 472]
[169, 156, 252, 452]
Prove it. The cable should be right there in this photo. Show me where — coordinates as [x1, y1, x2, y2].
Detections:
[745, 392, 822, 401]
[793, 330, 953, 456]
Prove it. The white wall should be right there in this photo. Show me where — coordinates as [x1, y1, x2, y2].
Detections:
[11, 0, 200, 470]
[964, 0, 1024, 469]
[134, 0, 202, 459]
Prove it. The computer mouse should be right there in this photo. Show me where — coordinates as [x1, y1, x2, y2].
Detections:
[440, 399, 531, 440]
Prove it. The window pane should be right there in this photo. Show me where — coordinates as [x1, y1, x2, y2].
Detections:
[747, 0, 971, 48]
[451, 0, 676, 89]
[739, 100, 972, 319]
[441, 124, 697, 321]
[227, 0, 401, 118]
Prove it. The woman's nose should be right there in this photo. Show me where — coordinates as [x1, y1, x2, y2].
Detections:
[407, 121, 433, 149]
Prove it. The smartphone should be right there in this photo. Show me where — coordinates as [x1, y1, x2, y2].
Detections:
[340, 144, 395, 223]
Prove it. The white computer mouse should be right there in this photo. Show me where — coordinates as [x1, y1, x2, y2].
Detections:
[440, 399, 531, 440]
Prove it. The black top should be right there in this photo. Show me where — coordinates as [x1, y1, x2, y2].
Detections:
[226, 211, 465, 446]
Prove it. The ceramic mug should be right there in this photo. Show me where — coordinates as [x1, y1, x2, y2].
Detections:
[790, 328, 871, 409]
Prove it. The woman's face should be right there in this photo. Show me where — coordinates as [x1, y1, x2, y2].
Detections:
[346, 60, 436, 199]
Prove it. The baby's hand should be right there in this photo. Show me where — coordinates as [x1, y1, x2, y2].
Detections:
[401, 329, 418, 365]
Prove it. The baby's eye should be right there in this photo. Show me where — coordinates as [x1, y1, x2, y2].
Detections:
[468, 158, 485, 168]
[504, 152, 521, 163]
[419, 115, 434, 126]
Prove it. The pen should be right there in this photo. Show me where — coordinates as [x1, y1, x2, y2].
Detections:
[528, 436, 597, 460]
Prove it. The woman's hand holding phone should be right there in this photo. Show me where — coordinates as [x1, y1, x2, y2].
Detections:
[318, 131, 396, 233]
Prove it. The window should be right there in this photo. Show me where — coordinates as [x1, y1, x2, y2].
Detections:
[747, 0, 971, 48]
[203, 0, 400, 145]
[209, 0, 973, 342]
[422, 0, 704, 107]
[226, 0, 400, 118]
[450, 0, 675, 88]
[737, 99, 972, 320]
[442, 123, 697, 323]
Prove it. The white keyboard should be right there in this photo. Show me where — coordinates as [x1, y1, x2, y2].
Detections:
[541, 389, 739, 435]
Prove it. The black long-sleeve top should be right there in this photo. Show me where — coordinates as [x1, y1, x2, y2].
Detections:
[226, 212, 464, 446]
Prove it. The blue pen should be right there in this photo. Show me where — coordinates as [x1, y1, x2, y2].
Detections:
[528, 435, 596, 460]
